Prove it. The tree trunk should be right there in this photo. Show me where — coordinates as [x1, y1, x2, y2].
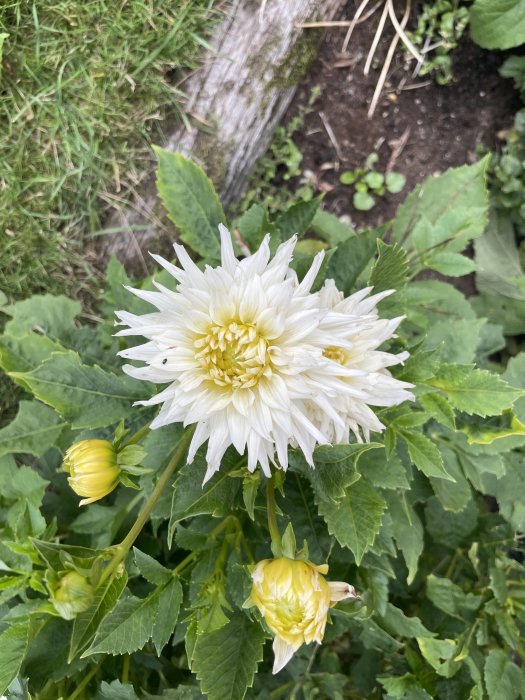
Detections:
[102, 0, 346, 262]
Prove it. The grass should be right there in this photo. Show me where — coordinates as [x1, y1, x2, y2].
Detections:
[0, 0, 225, 303]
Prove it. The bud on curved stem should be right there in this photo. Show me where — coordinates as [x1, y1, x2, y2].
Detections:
[99, 425, 195, 586]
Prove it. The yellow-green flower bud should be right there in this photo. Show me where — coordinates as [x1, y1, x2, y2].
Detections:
[249, 557, 357, 673]
[51, 571, 94, 620]
[63, 439, 121, 505]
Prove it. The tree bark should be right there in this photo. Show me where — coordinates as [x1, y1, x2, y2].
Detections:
[102, 0, 346, 262]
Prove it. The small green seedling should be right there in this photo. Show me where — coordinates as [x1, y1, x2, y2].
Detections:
[340, 153, 406, 211]
[408, 0, 469, 85]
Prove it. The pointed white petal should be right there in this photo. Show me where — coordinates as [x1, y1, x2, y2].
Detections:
[272, 637, 295, 674]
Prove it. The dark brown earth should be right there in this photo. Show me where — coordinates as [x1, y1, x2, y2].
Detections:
[284, 0, 521, 231]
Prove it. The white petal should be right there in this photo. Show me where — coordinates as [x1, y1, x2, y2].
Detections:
[328, 581, 359, 602]
[272, 637, 295, 674]
[219, 223, 238, 274]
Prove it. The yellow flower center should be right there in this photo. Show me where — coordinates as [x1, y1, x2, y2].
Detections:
[323, 345, 346, 365]
[194, 321, 270, 389]
[273, 597, 306, 627]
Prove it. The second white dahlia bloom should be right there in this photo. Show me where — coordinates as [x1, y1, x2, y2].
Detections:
[116, 225, 412, 482]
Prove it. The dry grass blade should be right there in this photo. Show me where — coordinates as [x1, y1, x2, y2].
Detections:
[386, 0, 424, 63]
[342, 0, 373, 53]
[368, 0, 411, 118]
[364, 1, 389, 76]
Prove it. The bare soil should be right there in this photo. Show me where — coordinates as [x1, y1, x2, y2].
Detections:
[285, 0, 521, 231]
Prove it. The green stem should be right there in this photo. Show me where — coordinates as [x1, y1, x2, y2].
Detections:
[121, 654, 130, 684]
[66, 664, 99, 700]
[100, 426, 195, 585]
[122, 421, 151, 448]
[172, 517, 236, 576]
[266, 475, 282, 557]
[270, 680, 295, 699]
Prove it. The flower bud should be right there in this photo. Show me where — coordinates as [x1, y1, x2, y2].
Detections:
[249, 557, 358, 673]
[63, 439, 121, 505]
[50, 571, 94, 620]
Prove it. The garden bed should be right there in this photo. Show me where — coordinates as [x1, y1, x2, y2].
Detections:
[282, 2, 520, 232]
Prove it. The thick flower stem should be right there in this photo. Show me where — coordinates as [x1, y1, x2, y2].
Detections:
[266, 475, 282, 557]
[99, 426, 195, 586]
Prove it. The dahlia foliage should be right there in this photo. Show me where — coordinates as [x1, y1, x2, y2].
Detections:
[2, 152, 520, 699]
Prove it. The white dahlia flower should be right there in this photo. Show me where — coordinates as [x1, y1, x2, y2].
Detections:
[116, 225, 412, 482]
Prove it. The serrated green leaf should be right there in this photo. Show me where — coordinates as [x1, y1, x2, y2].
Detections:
[358, 449, 410, 490]
[429, 364, 522, 416]
[154, 148, 225, 261]
[425, 251, 477, 276]
[503, 352, 525, 422]
[98, 680, 141, 700]
[477, 322, 506, 360]
[393, 159, 489, 254]
[474, 208, 525, 300]
[419, 393, 456, 430]
[457, 412, 525, 448]
[363, 569, 389, 617]
[31, 540, 102, 574]
[84, 593, 156, 656]
[275, 196, 322, 240]
[242, 473, 259, 521]
[430, 446, 471, 512]
[383, 492, 423, 584]
[426, 575, 482, 619]
[151, 577, 183, 655]
[234, 204, 274, 252]
[379, 674, 428, 698]
[4, 294, 80, 338]
[481, 453, 525, 530]
[400, 431, 453, 480]
[9, 351, 147, 429]
[417, 637, 458, 677]
[425, 496, 478, 549]
[407, 280, 476, 328]
[325, 229, 379, 295]
[368, 241, 408, 295]
[397, 347, 440, 383]
[470, 0, 525, 50]
[0, 462, 48, 506]
[133, 548, 171, 586]
[472, 292, 525, 336]
[484, 649, 522, 700]
[84, 576, 181, 657]
[311, 209, 355, 245]
[283, 475, 330, 564]
[0, 332, 64, 381]
[316, 479, 386, 564]
[426, 318, 486, 364]
[290, 443, 381, 502]
[69, 572, 127, 661]
[378, 603, 434, 639]
[0, 400, 65, 459]
[168, 450, 241, 542]
[192, 612, 264, 700]
[0, 622, 30, 694]
[456, 443, 505, 492]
